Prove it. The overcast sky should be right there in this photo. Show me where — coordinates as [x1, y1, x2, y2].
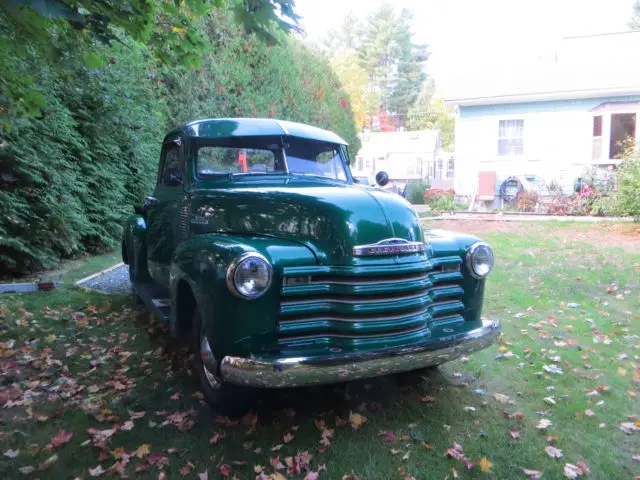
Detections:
[294, 0, 636, 95]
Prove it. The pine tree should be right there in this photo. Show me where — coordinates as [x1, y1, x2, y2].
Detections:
[388, 9, 428, 127]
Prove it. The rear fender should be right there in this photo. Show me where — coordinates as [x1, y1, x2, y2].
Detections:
[123, 214, 151, 283]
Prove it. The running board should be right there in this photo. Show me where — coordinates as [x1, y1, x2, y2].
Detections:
[134, 282, 171, 323]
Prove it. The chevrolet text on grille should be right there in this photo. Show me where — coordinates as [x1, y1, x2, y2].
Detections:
[352, 238, 426, 256]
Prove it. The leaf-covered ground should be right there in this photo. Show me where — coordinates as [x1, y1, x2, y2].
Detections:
[1, 221, 639, 479]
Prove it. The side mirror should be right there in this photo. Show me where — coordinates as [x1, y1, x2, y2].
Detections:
[375, 171, 390, 187]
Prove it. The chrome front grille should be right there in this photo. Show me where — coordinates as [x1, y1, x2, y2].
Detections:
[277, 257, 466, 345]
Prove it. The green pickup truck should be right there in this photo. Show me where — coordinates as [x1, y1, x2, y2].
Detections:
[122, 118, 499, 411]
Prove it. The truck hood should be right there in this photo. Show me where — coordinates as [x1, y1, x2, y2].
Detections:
[188, 177, 424, 265]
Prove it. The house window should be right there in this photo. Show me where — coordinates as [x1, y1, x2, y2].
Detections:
[610, 113, 636, 159]
[357, 156, 364, 170]
[592, 115, 603, 161]
[498, 119, 524, 156]
[447, 157, 454, 178]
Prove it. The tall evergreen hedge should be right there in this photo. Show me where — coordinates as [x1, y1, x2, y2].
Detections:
[0, 10, 359, 276]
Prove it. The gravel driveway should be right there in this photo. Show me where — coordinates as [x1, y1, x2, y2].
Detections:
[78, 264, 131, 295]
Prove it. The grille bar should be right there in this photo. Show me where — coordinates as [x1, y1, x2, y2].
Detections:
[277, 258, 465, 341]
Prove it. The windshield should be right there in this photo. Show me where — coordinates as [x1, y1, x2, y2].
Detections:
[196, 137, 349, 181]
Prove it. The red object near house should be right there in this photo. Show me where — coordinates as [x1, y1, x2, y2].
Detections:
[238, 149, 248, 173]
[478, 171, 496, 200]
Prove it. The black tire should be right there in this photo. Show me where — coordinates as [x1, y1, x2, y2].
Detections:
[191, 308, 253, 416]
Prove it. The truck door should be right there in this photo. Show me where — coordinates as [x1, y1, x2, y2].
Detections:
[146, 138, 184, 287]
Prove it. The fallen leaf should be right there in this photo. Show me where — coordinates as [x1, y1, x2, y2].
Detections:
[536, 419, 553, 429]
[18, 466, 36, 474]
[170, 392, 181, 400]
[270, 473, 287, 480]
[219, 464, 231, 477]
[621, 422, 640, 434]
[271, 444, 284, 452]
[133, 444, 151, 459]
[420, 395, 435, 403]
[197, 471, 208, 480]
[522, 468, 543, 478]
[304, 473, 320, 480]
[545, 446, 563, 458]
[510, 429, 521, 439]
[88, 465, 106, 477]
[479, 457, 493, 472]
[283, 432, 295, 443]
[4, 449, 19, 458]
[46, 430, 72, 450]
[563, 463, 588, 479]
[348, 411, 367, 430]
[180, 461, 195, 476]
[493, 393, 510, 404]
[121, 421, 134, 431]
[39, 454, 58, 470]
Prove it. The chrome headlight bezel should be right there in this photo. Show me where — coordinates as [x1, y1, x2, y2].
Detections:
[466, 242, 494, 279]
[226, 252, 272, 299]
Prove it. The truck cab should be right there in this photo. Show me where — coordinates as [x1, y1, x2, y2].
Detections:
[122, 118, 499, 411]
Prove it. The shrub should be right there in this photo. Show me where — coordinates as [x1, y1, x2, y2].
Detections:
[405, 180, 430, 204]
[423, 189, 455, 212]
[516, 191, 539, 212]
[0, 9, 360, 276]
[613, 154, 640, 218]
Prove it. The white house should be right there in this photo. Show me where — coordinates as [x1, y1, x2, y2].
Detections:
[352, 130, 449, 188]
[447, 31, 640, 202]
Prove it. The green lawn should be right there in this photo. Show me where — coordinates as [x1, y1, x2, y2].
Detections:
[0, 222, 638, 479]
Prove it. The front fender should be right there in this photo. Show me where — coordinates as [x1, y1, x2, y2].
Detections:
[169, 234, 317, 359]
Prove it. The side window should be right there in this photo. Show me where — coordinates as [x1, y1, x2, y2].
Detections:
[160, 142, 183, 186]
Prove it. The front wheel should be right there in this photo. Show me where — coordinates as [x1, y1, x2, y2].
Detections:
[191, 309, 252, 416]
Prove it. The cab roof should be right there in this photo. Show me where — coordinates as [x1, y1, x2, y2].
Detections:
[166, 118, 348, 145]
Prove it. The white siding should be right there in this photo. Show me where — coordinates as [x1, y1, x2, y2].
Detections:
[454, 106, 635, 197]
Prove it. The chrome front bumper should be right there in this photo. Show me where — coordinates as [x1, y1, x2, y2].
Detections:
[219, 319, 501, 388]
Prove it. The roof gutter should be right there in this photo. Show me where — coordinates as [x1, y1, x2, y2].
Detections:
[447, 85, 640, 107]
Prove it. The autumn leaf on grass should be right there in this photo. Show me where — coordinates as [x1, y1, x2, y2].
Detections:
[133, 444, 151, 459]
[545, 446, 563, 458]
[522, 468, 543, 478]
[564, 461, 589, 479]
[479, 457, 493, 473]
[420, 395, 436, 403]
[4, 449, 19, 458]
[180, 461, 195, 476]
[88, 465, 106, 477]
[510, 429, 521, 439]
[536, 419, 553, 430]
[348, 411, 367, 430]
[620, 422, 640, 434]
[283, 432, 295, 443]
[219, 464, 231, 477]
[45, 430, 72, 450]
[121, 420, 134, 431]
[209, 432, 225, 445]
[18, 466, 35, 475]
[39, 454, 58, 470]
[304, 472, 320, 480]
[270, 473, 287, 480]
[444, 443, 474, 469]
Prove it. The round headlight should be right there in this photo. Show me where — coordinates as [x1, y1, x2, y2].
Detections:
[466, 242, 494, 279]
[226, 252, 272, 299]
